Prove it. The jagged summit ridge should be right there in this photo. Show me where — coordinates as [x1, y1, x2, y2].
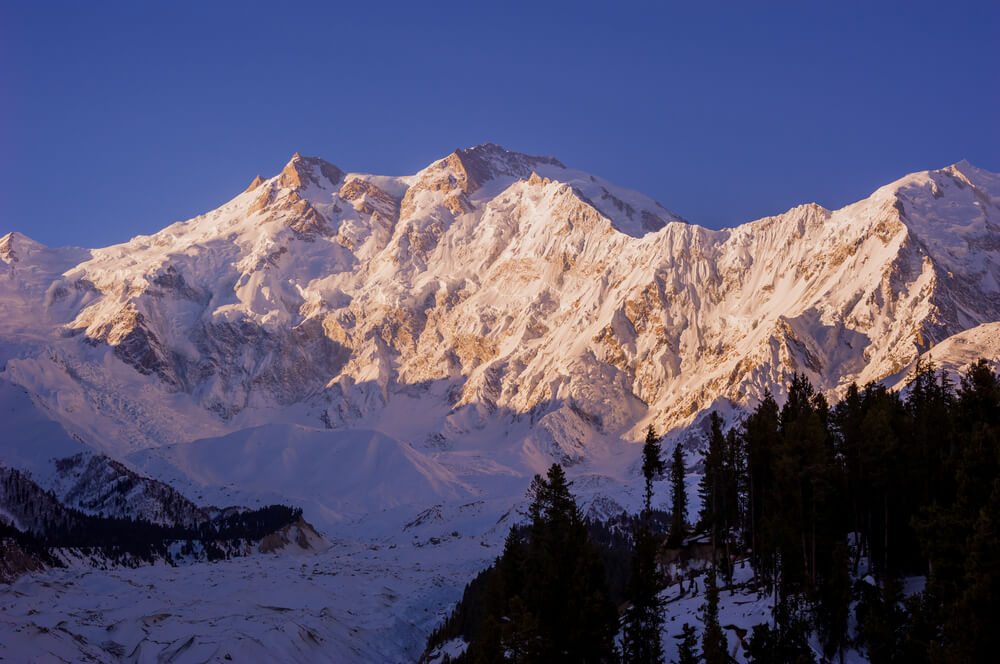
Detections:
[0, 151, 997, 468]
[437, 142, 566, 194]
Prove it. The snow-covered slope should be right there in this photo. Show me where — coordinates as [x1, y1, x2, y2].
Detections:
[0, 378, 88, 479]
[0, 378, 213, 526]
[886, 321, 1000, 391]
[129, 424, 476, 529]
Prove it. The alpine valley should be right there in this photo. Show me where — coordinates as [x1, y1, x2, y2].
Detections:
[1, 144, 998, 662]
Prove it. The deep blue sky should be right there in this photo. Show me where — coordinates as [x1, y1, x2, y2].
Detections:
[2, 1, 998, 248]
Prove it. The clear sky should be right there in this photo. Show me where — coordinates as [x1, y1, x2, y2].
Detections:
[2, 1, 998, 248]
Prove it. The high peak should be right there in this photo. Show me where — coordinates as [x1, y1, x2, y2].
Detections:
[456, 142, 504, 154]
[449, 143, 565, 170]
[279, 153, 344, 190]
[0, 231, 43, 249]
[427, 143, 566, 196]
[871, 158, 1000, 206]
[942, 159, 998, 191]
[0, 231, 51, 265]
[284, 152, 337, 169]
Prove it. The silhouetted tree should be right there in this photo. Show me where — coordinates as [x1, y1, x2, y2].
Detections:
[666, 443, 687, 548]
[623, 425, 666, 664]
[467, 464, 619, 664]
[700, 568, 728, 664]
[675, 623, 698, 664]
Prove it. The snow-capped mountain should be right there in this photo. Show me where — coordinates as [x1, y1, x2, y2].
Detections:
[2, 146, 997, 468]
[2, 144, 998, 662]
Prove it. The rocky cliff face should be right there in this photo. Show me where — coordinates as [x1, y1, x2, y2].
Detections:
[1, 147, 997, 470]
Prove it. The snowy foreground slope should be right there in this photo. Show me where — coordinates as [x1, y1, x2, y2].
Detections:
[1, 146, 999, 662]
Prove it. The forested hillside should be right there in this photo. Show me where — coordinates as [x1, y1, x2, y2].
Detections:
[424, 359, 1000, 663]
[0, 466, 307, 569]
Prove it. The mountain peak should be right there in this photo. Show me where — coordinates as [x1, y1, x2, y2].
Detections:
[278, 153, 344, 190]
[244, 175, 266, 193]
[450, 142, 565, 171]
[942, 159, 1000, 198]
[945, 158, 994, 178]
[0, 232, 45, 262]
[430, 143, 566, 196]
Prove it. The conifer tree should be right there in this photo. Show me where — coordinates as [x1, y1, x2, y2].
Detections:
[746, 595, 815, 664]
[831, 382, 865, 570]
[721, 427, 744, 584]
[642, 424, 666, 515]
[743, 392, 779, 586]
[817, 542, 851, 663]
[858, 385, 903, 582]
[700, 568, 728, 664]
[524, 464, 619, 663]
[463, 464, 619, 663]
[942, 478, 1000, 663]
[675, 623, 698, 664]
[623, 425, 666, 664]
[666, 443, 687, 548]
[699, 412, 727, 562]
[855, 578, 905, 664]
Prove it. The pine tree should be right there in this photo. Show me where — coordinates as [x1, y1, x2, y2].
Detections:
[675, 623, 698, 664]
[941, 478, 1000, 663]
[666, 444, 687, 548]
[831, 382, 865, 572]
[854, 577, 904, 664]
[699, 412, 727, 562]
[858, 385, 904, 582]
[623, 425, 666, 664]
[503, 595, 540, 663]
[622, 525, 664, 664]
[700, 568, 728, 664]
[525, 464, 619, 664]
[464, 464, 619, 663]
[480, 530, 532, 663]
[743, 392, 779, 587]
[721, 427, 744, 585]
[817, 541, 851, 663]
[746, 596, 815, 664]
[642, 424, 666, 514]
[771, 373, 836, 594]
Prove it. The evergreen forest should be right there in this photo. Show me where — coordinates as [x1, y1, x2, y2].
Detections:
[422, 359, 1000, 663]
[0, 465, 304, 565]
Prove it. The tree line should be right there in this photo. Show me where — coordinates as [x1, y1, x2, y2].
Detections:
[1, 466, 303, 565]
[423, 358, 999, 664]
[691, 359, 999, 663]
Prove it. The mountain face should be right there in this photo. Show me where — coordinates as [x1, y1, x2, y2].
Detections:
[2, 145, 999, 663]
[1, 146, 998, 480]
